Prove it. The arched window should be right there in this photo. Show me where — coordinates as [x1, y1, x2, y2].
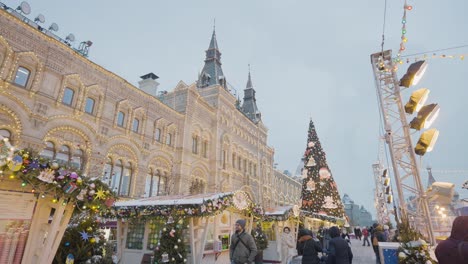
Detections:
[40, 141, 55, 159]
[132, 118, 139, 133]
[117, 111, 125, 127]
[0, 129, 11, 141]
[110, 160, 123, 193]
[145, 169, 159, 197]
[154, 128, 161, 142]
[71, 149, 84, 170]
[56, 145, 71, 164]
[201, 140, 208, 158]
[166, 133, 172, 146]
[192, 136, 198, 153]
[14, 66, 30, 87]
[62, 87, 75, 106]
[84, 97, 95, 114]
[103, 157, 113, 184]
[119, 162, 132, 196]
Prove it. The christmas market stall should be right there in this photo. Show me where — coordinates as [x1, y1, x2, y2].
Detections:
[261, 205, 300, 263]
[109, 190, 259, 264]
[0, 137, 115, 264]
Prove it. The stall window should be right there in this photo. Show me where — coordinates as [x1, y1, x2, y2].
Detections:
[147, 219, 165, 250]
[13, 66, 30, 87]
[126, 220, 145, 250]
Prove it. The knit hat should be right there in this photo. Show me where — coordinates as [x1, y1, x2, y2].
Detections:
[236, 219, 246, 229]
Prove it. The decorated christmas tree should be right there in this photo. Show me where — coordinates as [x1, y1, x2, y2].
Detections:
[54, 215, 113, 264]
[154, 216, 187, 263]
[300, 119, 345, 217]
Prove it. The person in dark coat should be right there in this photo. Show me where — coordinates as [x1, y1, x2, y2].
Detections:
[371, 224, 385, 264]
[297, 229, 323, 264]
[326, 226, 353, 264]
[435, 216, 468, 264]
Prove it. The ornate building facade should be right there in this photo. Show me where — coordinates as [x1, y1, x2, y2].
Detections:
[0, 7, 300, 208]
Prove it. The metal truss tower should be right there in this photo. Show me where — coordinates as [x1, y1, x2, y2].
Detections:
[373, 162, 390, 224]
[370, 50, 435, 245]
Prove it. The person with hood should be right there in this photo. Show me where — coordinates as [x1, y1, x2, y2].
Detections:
[230, 219, 258, 264]
[435, 216, 468, 264]
[326, 226, 353, 264]
[297, 228, 323, 264]
[281, 226, 296, 264]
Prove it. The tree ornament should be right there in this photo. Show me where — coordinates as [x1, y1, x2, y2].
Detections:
[37, 168, 55, 183]
[161, 252, 169, 263]
[319, 167, 331, 179]
[301, 168, 308, 179]
[308, 141, 315, 148]
[306, 179, 316, 191]
[167, 216, 174, 224]
[306, 157, 316, 167]
[169, 229, 175, 237]
[323, 196, 338, 209]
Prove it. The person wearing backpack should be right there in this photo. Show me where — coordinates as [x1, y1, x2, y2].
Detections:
[435, 216, 468, 264]
[230, 219, 258, 264]
[297, 229, 323, 264]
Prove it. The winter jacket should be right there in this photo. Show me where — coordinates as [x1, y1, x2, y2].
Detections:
[326, 226, 353, 264]
[297, 234, 322, 264]
[435, 216, 468, 264]
[230, 231, 258, 264]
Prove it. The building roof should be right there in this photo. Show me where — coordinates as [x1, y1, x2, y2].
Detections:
[197, 29, 226, 88]
[241, 69, 261, 122]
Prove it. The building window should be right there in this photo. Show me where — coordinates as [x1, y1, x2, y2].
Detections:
[120, 162, 133, 196]
[84, 97, 95, 114]
[201, 141, 208, 158]
[154, 128, 161, 142]
[110, 160, 123, 194]
[40, 141, 55, 159]
[253, 164, 257, 177]
[117, 111, 125, 127]
[145, 170, 168, 197]
[189, 178, 205, 194]
[132, 118, 140, 133]
[71, 149, 84, 170]
[62, 87, 75, 106]
[192, 136, 198, 154]
[14, 66, 30, 87]
[56, 145, 71, 164]
[222, 150, 227, 169]
[238, 157, 242, 170]
[0, 129, 11, 141]
[232, 153, 236, 168]
[166, 133, 172, 146]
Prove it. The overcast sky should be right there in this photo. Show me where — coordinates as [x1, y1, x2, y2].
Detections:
[11, 0, 467, 216]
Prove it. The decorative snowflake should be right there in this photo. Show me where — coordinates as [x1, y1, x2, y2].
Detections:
[79, 231, 89, 241]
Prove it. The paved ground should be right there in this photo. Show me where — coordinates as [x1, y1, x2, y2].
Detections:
[290, 238, 377, 264]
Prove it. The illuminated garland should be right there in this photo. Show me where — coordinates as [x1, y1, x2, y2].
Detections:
[400, 53, 466, 63]
[107, 194, 234, 219]
[394, 1, 413, 68]
[0, 137, 115, 213]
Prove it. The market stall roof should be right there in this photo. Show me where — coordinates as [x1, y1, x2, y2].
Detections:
[264, 205, 293, 216]
[115, 192, 233, 207]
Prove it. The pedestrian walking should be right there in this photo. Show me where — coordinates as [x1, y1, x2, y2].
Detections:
[362, 227, 370, 246]
[230, 219, 258, 264]
[371, 224, 385, 264]
[326, 226, 353, 264]
[297, 229, 323, 264]
[281, 226, 296, 264]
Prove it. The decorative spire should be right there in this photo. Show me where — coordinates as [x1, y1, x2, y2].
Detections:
[241, 66, 261, 123]
[197, 27, 226, 88]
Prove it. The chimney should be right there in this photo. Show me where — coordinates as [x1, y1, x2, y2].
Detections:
[138, 72, 159, 96]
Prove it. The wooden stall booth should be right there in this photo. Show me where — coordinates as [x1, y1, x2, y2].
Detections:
[261, 205, 301, 263]
[111, 190, 258, 264]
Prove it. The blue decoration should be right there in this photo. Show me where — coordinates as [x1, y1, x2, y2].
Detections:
[79, 231, 89, 241]
[383, 248, 398, 264]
